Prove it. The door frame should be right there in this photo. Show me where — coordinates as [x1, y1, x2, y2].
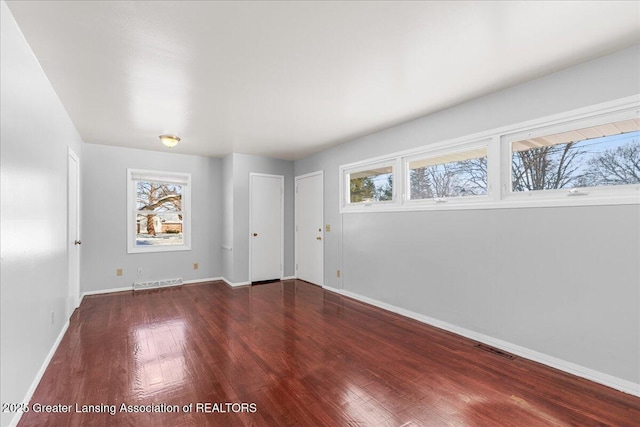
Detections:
[248, 173, 284, 282]
[294, 170, 324, 286]
[67, 147, 81, 313]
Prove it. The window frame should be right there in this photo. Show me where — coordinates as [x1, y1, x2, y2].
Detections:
[403, 140, 491, 207]
[338, 95, 640, 213]
[501, 105, 640, 205]
[340, 157, 400, 212]
[127, 168, 192, 254]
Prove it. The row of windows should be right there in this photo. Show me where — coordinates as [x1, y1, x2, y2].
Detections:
[341, 98, 640, 212]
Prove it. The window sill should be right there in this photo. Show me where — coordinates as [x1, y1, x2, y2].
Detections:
[340, 191, 639, 213]
[127, 244, 192, 254]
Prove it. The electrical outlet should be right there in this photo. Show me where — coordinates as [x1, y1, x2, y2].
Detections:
[50, 311, 55, 324]
[336, 270, 341, 278]
[116, 268, 123, 277]
[137, 268, 142, 276]
[193, 262, 199, 270]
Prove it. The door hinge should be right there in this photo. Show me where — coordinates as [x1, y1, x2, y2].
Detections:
[295, 263, 298, 270]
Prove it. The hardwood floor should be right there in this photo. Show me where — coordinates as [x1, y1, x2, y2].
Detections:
[18, 280, 640, 426]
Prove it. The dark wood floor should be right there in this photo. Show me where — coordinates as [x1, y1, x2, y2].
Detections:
[18, 280, 640, 426]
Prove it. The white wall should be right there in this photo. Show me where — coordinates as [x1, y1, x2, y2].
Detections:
[221, 154, 234, 281]
[295, 46, 640, 389]
[0, 2, 84, 426]
[81, 144, 222, 293]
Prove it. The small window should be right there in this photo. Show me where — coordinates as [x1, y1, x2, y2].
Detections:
[127, 169, 191, 253]
[347, 163, 394, 204]
[407, 147, 488, 200]
[511, 119, 640, 192]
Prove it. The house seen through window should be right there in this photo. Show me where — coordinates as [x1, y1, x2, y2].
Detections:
[136, 180, 184, 246]
[511, 119, 640, 192]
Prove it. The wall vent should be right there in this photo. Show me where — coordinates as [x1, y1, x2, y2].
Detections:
[475, 343, 515, 360]
[133, 278, 183, 291]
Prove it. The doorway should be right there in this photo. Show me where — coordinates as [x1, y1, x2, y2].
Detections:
[67, 148, 81, 316]
[250, 173, 284, 282]
[295, 171, 324, 286]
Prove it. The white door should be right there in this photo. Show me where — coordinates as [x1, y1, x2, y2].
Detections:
[250, 173, 283, 282]
[67, 148, 81, 316]
[295, 171, 323, 286]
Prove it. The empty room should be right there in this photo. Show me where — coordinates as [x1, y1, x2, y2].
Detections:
[1, 1, 639, 426]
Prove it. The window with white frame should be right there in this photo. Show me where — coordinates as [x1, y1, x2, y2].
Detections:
[339, 96, 639, 213]
[406, 146, 488, 200]
[344, 161, 395, 206]
[127, 169, 191, 253]
[508, 118, 640, 194]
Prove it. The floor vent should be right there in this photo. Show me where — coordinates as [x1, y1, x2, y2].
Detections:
[134, 278, 183, 291]
[475, 343, 515, 360]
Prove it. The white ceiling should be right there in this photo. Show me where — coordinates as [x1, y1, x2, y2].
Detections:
[6, 1, 640, 160]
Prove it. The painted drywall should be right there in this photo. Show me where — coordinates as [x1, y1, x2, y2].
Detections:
[0, 2, 84, 426]
[227, 153, 295, 283]
[81, 144, 222, 293]
[221, 154, 234, 281]
[295, 46, 640, 385]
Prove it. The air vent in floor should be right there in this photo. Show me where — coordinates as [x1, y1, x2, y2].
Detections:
[133, 278, 183, 291]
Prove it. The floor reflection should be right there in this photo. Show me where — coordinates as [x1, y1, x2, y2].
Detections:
[132, 318, 187, 398]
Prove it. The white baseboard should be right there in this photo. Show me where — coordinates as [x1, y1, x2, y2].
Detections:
[80, 278, 228, 302]
[9, 319, 70, 427]
[183, 277, 222, 285]
[324, 286, 640, 397]
[222, 277, 251, 287]
[80, 285, 133, 304]
[221, 277, 296, 287]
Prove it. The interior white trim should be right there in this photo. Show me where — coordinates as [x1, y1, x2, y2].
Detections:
[80, 278, 226, 302]
[182, 277, 223, 285]
[324, 285, 640, 397]
[9, 319, 71, 427]
[222, 277, 251, 287]
[80, 286, 133, 303]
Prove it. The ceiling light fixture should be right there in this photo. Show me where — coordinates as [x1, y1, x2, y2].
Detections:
[159, 134, 180, 148]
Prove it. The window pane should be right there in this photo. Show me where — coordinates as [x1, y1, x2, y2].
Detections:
[136, 213, 183, 246]
[349, 166, 393, 203]
[408, 148, 487, 199]
[511, 119, 640, 192]
[136, 181, 183, 212]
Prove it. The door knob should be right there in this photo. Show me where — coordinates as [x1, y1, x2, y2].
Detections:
[253, 233, 258, 237]
[316, 236, 322, 240]
[74, 240, 82, 245]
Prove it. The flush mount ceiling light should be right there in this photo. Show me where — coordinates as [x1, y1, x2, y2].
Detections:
[159, 134, 180, 148]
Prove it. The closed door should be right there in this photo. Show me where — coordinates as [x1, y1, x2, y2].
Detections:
[295, 171, 323, 286]
[250, 174, 283, 282]
[67, 148, 81, 316]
